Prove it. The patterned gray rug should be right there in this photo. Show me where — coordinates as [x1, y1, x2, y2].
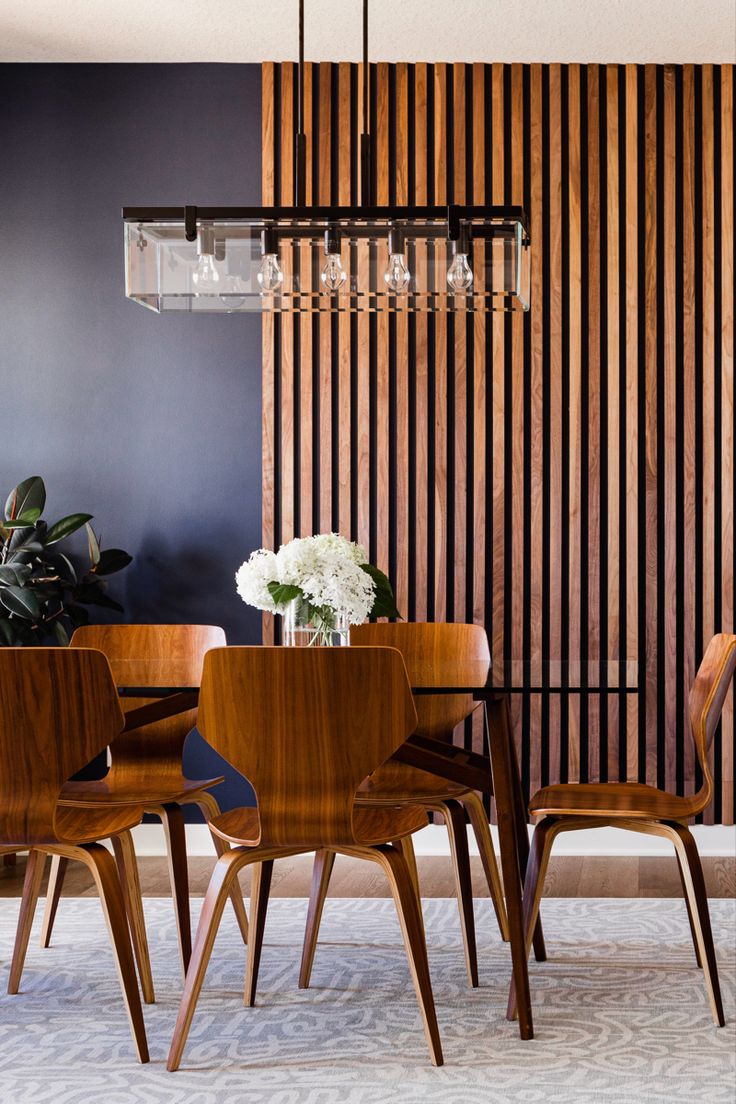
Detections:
[0, 894, 733, 1103]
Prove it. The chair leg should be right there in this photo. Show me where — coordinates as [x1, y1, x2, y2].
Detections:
[196, 792, 249, 944]
[373, 843, 443, 1067]
[79, 843, 150, 1063]
[667, 823, 724, 1027]
[299, 848, 336, 988]
[506, 815, 560, 1021]
[462, 790, 510, 942]
[160, 802, 192, 977]
[167, 849, 251, 1072]
[39, 854, 68, 949]
[111, 831, 155, 1004]
[396, 835, 426, 941]
[8, 849, 46, 994]
[244, 859, 275, 1006]
[676, 849, 702, 968]
[433, 799, 479, 988]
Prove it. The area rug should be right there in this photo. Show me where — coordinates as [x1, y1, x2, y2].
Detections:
[0, 895, 733, 1103]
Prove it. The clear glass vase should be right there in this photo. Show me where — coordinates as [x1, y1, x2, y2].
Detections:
[282, 595, 350, 647]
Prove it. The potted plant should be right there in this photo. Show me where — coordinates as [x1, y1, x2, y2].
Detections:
[0, 475, 132, 646]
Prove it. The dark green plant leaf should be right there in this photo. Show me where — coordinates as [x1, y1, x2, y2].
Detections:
[267, 581, 303, 607]
[42, 551, 77, 584]
[4, 476, 46, 523]
[7, 526, 43, 556]
[45, 513, 93, 546]
[51, 620, 70, 646]
[0, 563, 32, 586]
[73, 583, 124, 612]
[66, 604, 90, 628]
[0, 618, 16, 646]
[360, 563, 402, 620]
[93, 548, 133, 576]
[0, 585, 41, 620]
[85, 523, 100, 566]
[2, 509, 42, 528]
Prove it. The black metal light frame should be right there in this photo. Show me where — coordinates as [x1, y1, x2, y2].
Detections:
[122, 204, 530, 244]
[122, 0, 531, 313]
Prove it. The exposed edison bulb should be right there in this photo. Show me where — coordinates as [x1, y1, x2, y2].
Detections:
[447, 250, 473, 292]
[383, 227, 411, 293]
[258, 253, 284, 293]
[321, 253, 347, 292]
[384, 253, 411, 292]
[321, 227, 347, 292]
[192, 225, 221, 294]
[192, 252, 221, 292]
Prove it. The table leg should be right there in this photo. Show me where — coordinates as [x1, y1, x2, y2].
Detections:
[486, 697, 534, 1039]
[507, 728, 547, 963]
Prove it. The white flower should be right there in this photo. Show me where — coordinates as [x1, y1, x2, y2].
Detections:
[235, 548, 280, 613]
[298, 551, 375, 625]
[236, 533, 377, 626]
[310, 533, 367, 565]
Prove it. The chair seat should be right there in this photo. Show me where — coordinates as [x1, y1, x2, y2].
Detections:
[356, 760, 471, 805]
[529, 781, 695, 821]
[208, 802, 428, 848]
[54, 802, 146, 845]
[58, 776, 224, 809]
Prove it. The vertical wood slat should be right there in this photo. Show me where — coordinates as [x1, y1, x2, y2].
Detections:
[605, 63, 621, 774]
[701, 66, 716, 822]
[262, 62, 736, 825]
[567, 64, 582, 784]
[721, 65, 734, 820]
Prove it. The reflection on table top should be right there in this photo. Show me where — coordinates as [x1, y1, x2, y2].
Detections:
[114, 656, 639, 697]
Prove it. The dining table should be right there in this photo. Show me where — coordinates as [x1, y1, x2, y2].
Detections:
[115, 655, 638, 1041]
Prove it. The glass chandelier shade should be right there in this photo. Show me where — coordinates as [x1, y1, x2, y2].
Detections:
[124, 205, 531, 314]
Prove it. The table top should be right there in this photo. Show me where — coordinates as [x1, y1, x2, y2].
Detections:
[115, 657, 638, 697]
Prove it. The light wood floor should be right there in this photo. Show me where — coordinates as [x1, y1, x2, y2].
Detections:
[1, 852, 734, 899]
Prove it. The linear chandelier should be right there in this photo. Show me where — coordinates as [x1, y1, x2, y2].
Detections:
[123, 3, 531, 315]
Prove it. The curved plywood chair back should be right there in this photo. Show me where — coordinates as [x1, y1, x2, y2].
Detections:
[0, 647, 123, 846]
[350, 622, 490, 740]
[688, 633, 736, 811]
[71, 624, 226, 786]
[197, 646, 417, 848]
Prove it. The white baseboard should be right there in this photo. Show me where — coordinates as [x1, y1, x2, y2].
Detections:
[128, 821, 736, 859]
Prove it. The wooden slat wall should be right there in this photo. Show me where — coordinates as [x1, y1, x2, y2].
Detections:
[262, 62, 736, 824]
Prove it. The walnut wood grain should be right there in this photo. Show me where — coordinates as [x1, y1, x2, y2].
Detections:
[0, 647, 149, 1062]
[167, 646, 443, 1070]
[42, 625, 249, 969]
[261, 62, 736, 826]
[513, 634, 736, 1025]
[303, 623, 508, 990]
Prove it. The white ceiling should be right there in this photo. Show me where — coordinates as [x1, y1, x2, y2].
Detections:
[1, 1, 734, 64]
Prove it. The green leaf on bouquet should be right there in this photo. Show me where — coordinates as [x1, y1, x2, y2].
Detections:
[360, 564, 402, 620]
[267, 581, 303, 608]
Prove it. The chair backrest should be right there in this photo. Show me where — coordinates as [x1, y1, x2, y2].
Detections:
[71, 624, 226, 786]
[0, 647, 123, 846]
[197, 646, 417, 848]
[350, 622, 490, 740]
[689, 633, 736, 811]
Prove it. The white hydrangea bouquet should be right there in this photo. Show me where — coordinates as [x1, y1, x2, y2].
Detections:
[235, 533, 400, 645]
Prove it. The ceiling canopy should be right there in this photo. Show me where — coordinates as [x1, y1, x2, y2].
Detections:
[2, 0, 733, 64]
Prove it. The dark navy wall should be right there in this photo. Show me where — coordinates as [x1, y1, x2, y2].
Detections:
[0, 64, 263, 813]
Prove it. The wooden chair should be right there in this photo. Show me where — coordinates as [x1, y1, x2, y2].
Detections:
[40, 624, 249, 992]
[167, 645, 443, 1070]
[299, 622, 508, 992]
[509, 633, 736, 1026]
[0, 647, 149, 1062]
